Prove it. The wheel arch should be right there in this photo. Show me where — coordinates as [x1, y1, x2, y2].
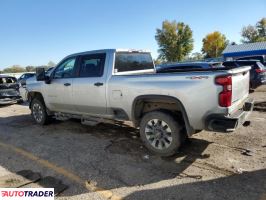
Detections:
[28, 92, 45, 108]
[131, 95, 194, 136]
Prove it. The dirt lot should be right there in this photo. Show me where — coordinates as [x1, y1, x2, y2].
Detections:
[0, 86, 266, 200]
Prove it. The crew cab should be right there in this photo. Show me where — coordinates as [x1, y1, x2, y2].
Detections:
[27, 49, 254, 156]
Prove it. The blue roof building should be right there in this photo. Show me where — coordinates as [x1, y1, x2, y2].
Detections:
[222, 41, 266, 61]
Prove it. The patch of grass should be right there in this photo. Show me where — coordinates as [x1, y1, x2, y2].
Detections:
[5, 178, 20, 184]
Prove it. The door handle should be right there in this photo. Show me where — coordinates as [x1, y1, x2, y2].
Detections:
[64, 83, 71, 86]
[94, 82, 104, 87]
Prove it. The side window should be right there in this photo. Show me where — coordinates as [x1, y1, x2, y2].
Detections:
[54, 58, 76, 79]
[79, 53, 106, 77]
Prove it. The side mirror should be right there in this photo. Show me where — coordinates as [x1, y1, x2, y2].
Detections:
[36, 68, 46, 81]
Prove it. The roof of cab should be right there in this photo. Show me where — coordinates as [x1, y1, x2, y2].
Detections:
[65, 49, 151, 59]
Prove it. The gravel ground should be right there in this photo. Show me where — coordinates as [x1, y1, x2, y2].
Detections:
[0, 86, 265, 200]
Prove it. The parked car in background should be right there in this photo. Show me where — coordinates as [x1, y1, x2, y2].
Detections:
[19, 68, 54, 101]
[223, 60, 266, 89]
[236, 55, 266, 65]
[27, 49, 253, 156]
[156, 62, 224, 72]
[17, 72, 35, 86]
[0, 75, 22, 105]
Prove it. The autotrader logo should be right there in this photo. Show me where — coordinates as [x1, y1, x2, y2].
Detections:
[0, 188, 54, 200]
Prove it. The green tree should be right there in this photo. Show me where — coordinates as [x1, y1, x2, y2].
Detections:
[153, 58, 164, 65]
[256, 18, 266, 39]
[155, 20, 193, 62]
[3, 65, 25, 73]
[241, 25, 260, 43]
[241, 18, 266, 43]
[25, 66, 36, 72]
[187, 52, 204, 61]
[202, 31, 227, 58]
[47, 61, 56, 67]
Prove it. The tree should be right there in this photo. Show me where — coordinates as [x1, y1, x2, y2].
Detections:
[47, 61, 56, 67]
[155, 20, 193, 62]
[3, 65, 25, 73]
[153, 58, 162, 65]
[25, 66, 36, 72]
[241, 18, 266, 43]
[202, 31, 227, 58]
[187, 52, 204, 61]
[241, 25, 260, 43]
[256, 18, 266, 39]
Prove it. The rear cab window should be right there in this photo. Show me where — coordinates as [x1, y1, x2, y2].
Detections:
[114, 52, 154, 74]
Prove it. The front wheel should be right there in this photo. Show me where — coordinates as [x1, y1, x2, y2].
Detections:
[31, 98, 49, 125]
[140, 111, 183, 157]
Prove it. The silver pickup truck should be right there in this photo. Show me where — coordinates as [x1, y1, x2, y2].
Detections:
[27, 49, 254, 156]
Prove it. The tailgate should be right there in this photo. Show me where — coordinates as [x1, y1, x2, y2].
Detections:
[229, 66, 250, 104]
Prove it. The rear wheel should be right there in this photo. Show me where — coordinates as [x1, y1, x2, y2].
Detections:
[140, 111, 183, 157]
[31, 98, 49, 125]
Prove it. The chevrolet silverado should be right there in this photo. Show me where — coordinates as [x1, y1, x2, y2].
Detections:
[26, 49, 254, 156]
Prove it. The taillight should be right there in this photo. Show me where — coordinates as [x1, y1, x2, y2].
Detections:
[215, 75, 232, 107]
[255, 69, 266, 73]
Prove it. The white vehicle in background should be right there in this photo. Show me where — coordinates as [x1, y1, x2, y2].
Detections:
[20, 68, 54, 101]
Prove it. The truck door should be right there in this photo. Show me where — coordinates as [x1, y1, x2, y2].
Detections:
[72, 53, 107, 115]
[44, 57, 76, 113]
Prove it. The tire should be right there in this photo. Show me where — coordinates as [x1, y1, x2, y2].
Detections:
[31, 98, 49, 125]
[140, 111, 183, 157]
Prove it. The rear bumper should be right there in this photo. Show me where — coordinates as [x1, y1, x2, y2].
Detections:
[206, 97, 254, 132]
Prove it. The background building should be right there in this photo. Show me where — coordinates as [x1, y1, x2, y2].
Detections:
[222, 41, 266, 63]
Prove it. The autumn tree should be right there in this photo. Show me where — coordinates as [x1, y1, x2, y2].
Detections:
[202, 31, 227, 58]
[153, 58, 163, 65]
[241, 17, 266, 43]
[155, 20, 193, 62]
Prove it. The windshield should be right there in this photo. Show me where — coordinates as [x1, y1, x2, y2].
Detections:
[114, 52, 154, 73]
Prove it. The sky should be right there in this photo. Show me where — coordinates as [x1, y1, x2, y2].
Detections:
[0, 0, 265, 69]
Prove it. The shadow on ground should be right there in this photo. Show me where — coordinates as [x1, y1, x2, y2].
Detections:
[254, 101, 266, 112]
[125, 169, 266, 200]
[0, 113, 264, 199]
